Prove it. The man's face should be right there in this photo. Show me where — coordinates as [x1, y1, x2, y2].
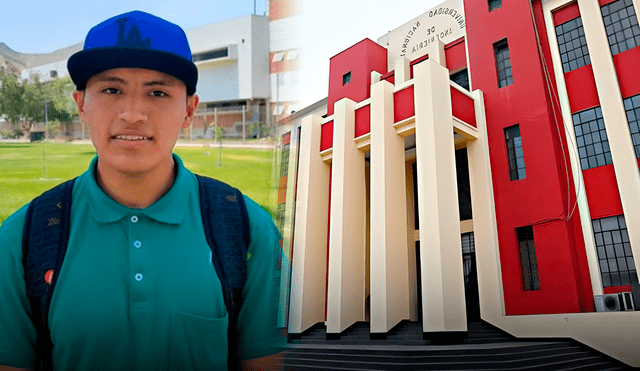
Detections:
[73, 68, 199, 176]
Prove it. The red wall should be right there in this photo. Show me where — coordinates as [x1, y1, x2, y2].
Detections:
[327, 39, 388, 116]
[465, 0, 593, 314]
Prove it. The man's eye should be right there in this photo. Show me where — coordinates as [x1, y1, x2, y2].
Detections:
[103, 87, 120, 94]
[150, 90, 168, 97]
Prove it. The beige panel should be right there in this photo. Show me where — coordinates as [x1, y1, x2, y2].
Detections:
[287, 114, 330, 334]
[466, 90, 506, 320]
[578, 0, 640, 281]
[542, 0, 603, 297]
[405, 160, 419, 321]
[425, 38, 446, 67]
[369, 80, 410, 333]
[413, 59, 467, 332]
[326, 98, 367, 334]
[395, 57, 410, 85]
[277, 128, 301, 327]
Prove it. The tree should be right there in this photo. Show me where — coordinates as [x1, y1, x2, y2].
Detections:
[0, 72, 77, 138]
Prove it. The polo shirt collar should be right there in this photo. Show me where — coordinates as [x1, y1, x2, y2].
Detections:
[85, 154, 189, 225]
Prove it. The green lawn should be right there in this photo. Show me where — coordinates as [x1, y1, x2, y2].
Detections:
[0, 142, 277, 224]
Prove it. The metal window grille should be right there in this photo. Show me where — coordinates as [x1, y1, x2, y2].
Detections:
[450, 69, 470, 90]
[555, 16, 590, 73]
[572, 106, 613, 170]
[461, 232, 475, 286]
[601, 0, 640, 55]
[623, 94, 640, 158]
[505, 125, 526, 180]
[489, 0, 501, 12]
[494, 40, 513, 88]
[592, 215, 638, 287]
[517, 226, 540, 291]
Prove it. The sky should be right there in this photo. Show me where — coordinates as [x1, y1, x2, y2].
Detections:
[0, 0, 445, 104]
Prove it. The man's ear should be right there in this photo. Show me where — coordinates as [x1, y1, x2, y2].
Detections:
[73, 90, 86, 122]
[182, 94, 199, 129]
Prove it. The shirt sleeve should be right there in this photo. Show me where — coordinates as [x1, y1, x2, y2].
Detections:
[236, 196, 286, 361]
[0, 205, 38, 369]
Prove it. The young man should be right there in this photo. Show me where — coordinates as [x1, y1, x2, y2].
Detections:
[0, 11, 282, 371]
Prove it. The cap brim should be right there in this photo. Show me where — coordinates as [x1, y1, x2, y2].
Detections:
[68, 48, 198, 95]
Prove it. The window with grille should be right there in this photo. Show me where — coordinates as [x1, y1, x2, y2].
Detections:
[488, 0, 501, 12]
[494, 40, 513, 88]
[592, 215, 638, 287]
[343, 72, 351, 85]
[623, 94, 640, 158]
[505, 125, 526, 181]
[555, 16, 590, 73]
[517, 226, 540, 291]
[572, 106, 613, 170]
[450, 69, 469, 90]
[601, 0, 640, 55]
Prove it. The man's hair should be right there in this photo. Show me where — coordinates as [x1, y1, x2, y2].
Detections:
[67, 10, 198, 95]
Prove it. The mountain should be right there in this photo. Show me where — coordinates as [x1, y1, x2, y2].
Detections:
[0, 42, 83, 74]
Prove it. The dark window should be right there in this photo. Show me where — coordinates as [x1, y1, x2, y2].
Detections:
[450, 68, 469, 90]
[192, 48, 229, 62]
[555, 17, 590, 73]
[343, 71, 351, 85]
[623, 94, 640, 158]
[505, 125, 526, 180]
[488, 0, 501, 12]
[456, 148, 473, 220]
[494, 40, 513, 88]
[461, 232, 475, 255]
[49, 70, 58, 78]
[601, 0, 640, 55]
[517, 226, 540, 291]
[592, 215, 638, 287]
[572, 106, 613, 170]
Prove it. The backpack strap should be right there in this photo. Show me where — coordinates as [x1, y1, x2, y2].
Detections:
[196, 174, 250, 371]
[22, 178, 76, 371]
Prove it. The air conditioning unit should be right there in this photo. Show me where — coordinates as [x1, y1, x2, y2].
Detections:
[594, 293, 636, 312]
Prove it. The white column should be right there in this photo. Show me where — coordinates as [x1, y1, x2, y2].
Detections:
[413, 59, 467, 333]
[287, 114, 330, 335]
[369, 80, 410, 334]
[579, 0, 640, 275]
[326, 98, 367, 334]
[395, 57, 410, 84]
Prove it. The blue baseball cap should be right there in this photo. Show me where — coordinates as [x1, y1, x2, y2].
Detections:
[68, 10, 198, 95]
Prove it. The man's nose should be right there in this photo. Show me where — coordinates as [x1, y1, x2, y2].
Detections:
[118, 94, 148, 123]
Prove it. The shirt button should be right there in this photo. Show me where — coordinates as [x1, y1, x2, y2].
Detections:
[135, 273, 143, 282]
[131, 215, 139, 223]
[134, 240, 142, 249]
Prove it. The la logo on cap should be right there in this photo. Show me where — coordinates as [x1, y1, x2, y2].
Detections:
[116, 17, 151, 48]
[44, 269, 54, 285]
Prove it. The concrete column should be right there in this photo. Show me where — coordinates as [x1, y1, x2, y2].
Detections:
[288, 114, 330, 335]
[579, 0, 640, 275]
[369, 80, 410, 334]
[326, 98, 367, 334]
[413, 59, 467, 333]
[466, 90, 506, 321]
[395, 57, 410, 84]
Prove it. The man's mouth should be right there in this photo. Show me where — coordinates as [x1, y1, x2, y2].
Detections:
[112, 135, 152, 141]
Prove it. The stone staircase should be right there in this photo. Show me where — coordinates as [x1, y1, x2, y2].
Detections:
[282, 321, 631, 370]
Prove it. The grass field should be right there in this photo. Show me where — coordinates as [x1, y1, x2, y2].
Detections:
[0, 142, 277, 224]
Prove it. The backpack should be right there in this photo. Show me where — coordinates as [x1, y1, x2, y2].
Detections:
[21, 174, 250, 371]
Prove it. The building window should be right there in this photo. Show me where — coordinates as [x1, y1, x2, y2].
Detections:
[601, 0, 640, 55]
[193, 48, 229, 62]
[517, 226, 540, 291]
[592, 215, 637, 287]
[49, 70, 58, 78]
[272, 52, 284, 63]
[343, 71, 351, 85]
[450, 69, 469, 90]
[488, 0, 501, 12]
[623, 94, 640, 158]
[505, 125, 526, 181]
[494, 39, 513, 88]
[572, 106, 613, 170]
[555, 16, 590, 73]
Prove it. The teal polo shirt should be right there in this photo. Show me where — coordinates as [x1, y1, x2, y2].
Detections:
[0, 155, 283, 370]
